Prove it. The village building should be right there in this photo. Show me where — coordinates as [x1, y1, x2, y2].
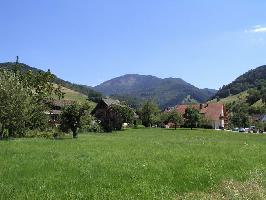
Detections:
[91, 98, 121, 116]
[91, 98, 138, 128]
[45, 100, 75, 125]
[173, 103, 226, 129]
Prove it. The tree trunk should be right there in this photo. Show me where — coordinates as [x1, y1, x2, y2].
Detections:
[72, 127, 78, 138]
[0, 124, 3, 140]
[175, 124, 177, 130]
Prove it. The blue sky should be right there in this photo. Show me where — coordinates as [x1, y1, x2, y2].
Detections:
[1, 0, 266, 89]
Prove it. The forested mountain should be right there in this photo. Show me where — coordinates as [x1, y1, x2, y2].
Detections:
[94, 74, 217, 108]
[0, 62, 101, 98]
[214, 65, 266, 99]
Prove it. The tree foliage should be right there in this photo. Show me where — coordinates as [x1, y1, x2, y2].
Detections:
[228, 101, 250, 128]
[183, 107, 200, 130]
[94, 105, 134, 132]
[161, 111, 183, 129]
[60, 103, 91, 138]
[140, 101, 159, 127]
[0, 64, 63, 139]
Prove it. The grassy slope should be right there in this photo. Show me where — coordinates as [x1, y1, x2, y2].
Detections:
[61, 85, 88, 102]
[53, 84, 96, 107]
[0, 128, 266, 199]
[209, 90, 264, 108]
[209, 91, 248, 104]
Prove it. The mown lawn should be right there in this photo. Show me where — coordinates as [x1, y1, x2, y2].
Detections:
[0, 128, 266, 199]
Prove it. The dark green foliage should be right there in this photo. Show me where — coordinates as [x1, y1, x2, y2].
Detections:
[60, 103, 92, 138]
[183, 107, 200, 130]
[161, 111, 183, 129]
[139, 101, 159, 127]
[94, 74, 217, 108]
[87, 90, 103, 103]
[214, 65, 266, 99]
[94, 105, 134, 132]
[246, 88, 261, 105]
[0, 66, 62, 138]
[246, 81, 266, 106]
[228, 102, 250, 128]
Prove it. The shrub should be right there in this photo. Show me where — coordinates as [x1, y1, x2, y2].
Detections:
[25, 130, 54, 138]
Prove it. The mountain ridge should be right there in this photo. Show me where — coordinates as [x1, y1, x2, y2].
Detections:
[94, 74, 217, 108]
[213, 65, 266, 99]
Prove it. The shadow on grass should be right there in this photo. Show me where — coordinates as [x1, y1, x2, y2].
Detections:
[162, 128, 199, 131]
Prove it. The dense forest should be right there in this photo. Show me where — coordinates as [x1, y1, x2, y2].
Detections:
[213, 65, 266, 99]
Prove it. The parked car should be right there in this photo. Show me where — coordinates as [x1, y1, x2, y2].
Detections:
[232, 128, 239, 132]
[239, 128, 245, 133]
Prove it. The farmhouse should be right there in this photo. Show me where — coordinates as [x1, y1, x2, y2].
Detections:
[91, 98, 121, 115]
[174, 103, 225, 129]
[45, 100, 75, 125]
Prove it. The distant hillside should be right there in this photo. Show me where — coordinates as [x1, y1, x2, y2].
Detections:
[94, 74, 217, 108]
[210, 91, 249, 104]
[214, 65, 266, 99]
[0, 62, 101, 100]
[0, 62, 99, 104]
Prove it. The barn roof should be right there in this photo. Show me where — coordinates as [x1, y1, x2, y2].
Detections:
[49, 100, 75, 107]
[102, 98, 121, 106]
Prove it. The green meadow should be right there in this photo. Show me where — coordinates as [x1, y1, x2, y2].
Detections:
[1, 128, 266, 199]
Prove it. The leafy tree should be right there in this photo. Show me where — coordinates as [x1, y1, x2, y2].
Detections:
[164, 111, 183, 129]
[0, 63, 64, 139]
[60, 103, 91, 138]
[229, 101, 250, 128]
[0, 69, 32, 138]
[183, 107, 200, 130]
[140, 101, 159, 127]
[94, 104, 134, 132]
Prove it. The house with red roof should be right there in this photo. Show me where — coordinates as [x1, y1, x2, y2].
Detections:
[174, 103, 225, 129]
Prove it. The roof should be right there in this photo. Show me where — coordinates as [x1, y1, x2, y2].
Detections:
[175, 104, 200, 114]
[49, 100, 75, 107]
[102, 98, 121, 106]
[175, 103, 224, 121]
[261, 115, 266, 122]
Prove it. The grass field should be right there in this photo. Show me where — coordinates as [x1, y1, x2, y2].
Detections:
[1, 128, 266, 199]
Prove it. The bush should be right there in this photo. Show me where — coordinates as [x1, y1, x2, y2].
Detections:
[25, 128, 65, 139]
[80, 121, 104, 133]
[25, 130, 55, 138]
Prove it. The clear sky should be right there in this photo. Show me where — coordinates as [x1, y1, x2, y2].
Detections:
[1, 0, 266, 89]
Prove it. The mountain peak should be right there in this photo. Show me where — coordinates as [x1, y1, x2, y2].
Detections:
[94, 74, 216, 108]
